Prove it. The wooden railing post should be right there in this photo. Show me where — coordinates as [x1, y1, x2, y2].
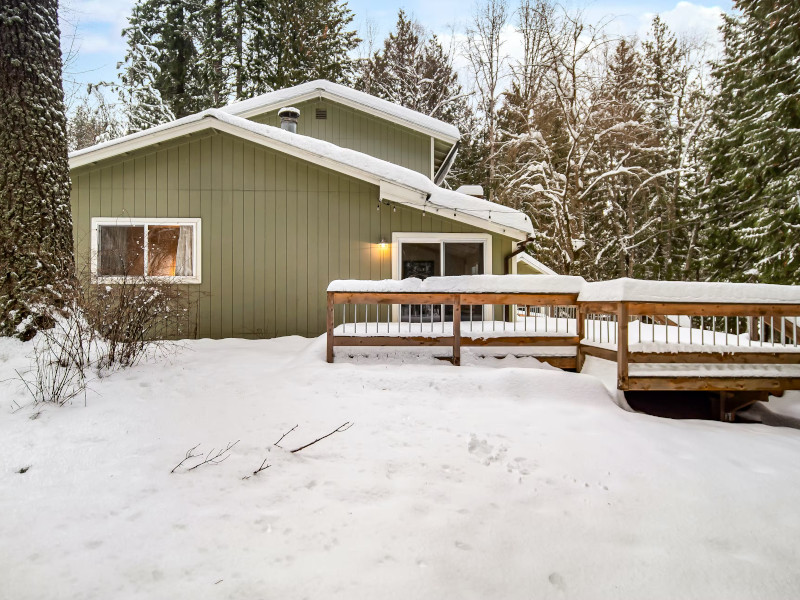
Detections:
[576, 303, 584, 371]
[326, 292, 335, 363]
[453, 294, 461, 366]
[617, 302, 629, 390]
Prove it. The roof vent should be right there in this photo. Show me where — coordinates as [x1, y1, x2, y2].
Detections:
[278, 106, 300, 133]
[315, 108, 327, 120]
[455, 185, 484, 198]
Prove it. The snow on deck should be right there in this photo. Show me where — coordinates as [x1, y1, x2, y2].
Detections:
[580, 277, 800, 304]
[328, 275, 585, 294]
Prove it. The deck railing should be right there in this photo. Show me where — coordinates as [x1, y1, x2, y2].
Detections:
[326, 276, 585, 367]
[326, 277, 800, 411]
[579, 300, 800, 393]
[326, 290, 581, 367]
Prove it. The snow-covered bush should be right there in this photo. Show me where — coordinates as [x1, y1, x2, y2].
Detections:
[17, 308, 93, 406]
[86, 277, 193, 371]
[16, 264, 196, 406]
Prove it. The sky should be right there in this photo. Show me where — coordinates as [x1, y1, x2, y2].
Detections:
[60, 0, 733, 107]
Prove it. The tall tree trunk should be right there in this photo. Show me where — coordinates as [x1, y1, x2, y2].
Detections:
[0, 0, 74, 340]
[235, 0, 244, 99]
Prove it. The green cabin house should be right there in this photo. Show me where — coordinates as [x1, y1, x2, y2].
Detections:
[69, 80, 547, 339]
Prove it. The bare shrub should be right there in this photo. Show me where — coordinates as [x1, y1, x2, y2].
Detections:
[15, 245, 198, 406]
[85, 277, 193, 371]
[16, 315, 90, 406]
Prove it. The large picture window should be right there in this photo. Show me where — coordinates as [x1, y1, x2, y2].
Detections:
[91, 218, 201, 283]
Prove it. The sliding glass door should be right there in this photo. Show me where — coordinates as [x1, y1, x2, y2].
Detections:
[399, 238, 487, 322]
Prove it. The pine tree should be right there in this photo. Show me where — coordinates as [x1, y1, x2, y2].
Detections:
[704, 0, 800, 284]
[0, 0, 75, 340]
[355, 9, 473, 186]
[243, 0, 360, 95]
[586, 39, 653, 280]
[67, 88, 126, 151]
[116, 0, 205, 125]
[641, 16, 684, 279]
[198, 0, 234, 106]
[111, 0, 359, 117]
[111, 1, 177, 132]
[356, 10, 470, 121]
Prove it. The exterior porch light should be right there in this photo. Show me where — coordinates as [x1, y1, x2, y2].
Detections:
[379, 238, 388, 250]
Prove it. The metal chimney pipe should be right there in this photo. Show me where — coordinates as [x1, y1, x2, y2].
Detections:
[278, 107, 300, 133]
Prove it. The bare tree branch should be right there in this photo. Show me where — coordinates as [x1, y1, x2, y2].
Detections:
[186, 441, 240, 471]
[274, 424, 298, 448]
[253, 458, 271, 475]
[171, 443, 202, 473]
[289, 422, 354, 454]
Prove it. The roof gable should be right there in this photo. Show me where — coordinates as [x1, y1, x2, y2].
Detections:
[220, 80, 460, 144]
[68, 110, 531, 240]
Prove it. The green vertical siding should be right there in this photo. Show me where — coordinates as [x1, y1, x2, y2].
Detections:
[70, 130, 515, 339]
[248, 99, 432, 178]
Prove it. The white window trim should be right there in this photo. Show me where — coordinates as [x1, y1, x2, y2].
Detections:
[90, 217, 202, 284]
[390, 232, 492, 321]
[391, 232, 493, 280]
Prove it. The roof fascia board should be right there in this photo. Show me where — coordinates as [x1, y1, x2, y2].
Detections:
[69, 118, 211, 169]
[379, 181, 528, 241]
[232, 89, 459, 145]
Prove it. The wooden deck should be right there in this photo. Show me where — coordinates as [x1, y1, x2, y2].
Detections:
[326, 281, 800, 420]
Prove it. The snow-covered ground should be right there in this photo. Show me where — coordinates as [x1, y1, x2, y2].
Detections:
[2, 336, 800, 599]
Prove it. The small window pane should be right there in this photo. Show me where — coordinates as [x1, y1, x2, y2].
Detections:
[444, 242, 484, 276]
[444, 242, 484, 321]
[148, 226, 179, 276]
[401, 243, 442, 322]
[98, 226, 144, 276]
[401, 243, 441, 279]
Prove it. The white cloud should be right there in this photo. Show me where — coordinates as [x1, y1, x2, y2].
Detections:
[61, 0, 132, 56]
[639, 1, 725, 50]
[63, 0, 134, 27]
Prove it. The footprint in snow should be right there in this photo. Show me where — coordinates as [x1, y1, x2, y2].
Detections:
[467, 434, 507, 466]
[548, 572, 566, 591]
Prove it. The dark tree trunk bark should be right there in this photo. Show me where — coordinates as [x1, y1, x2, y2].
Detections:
[0, 0, 75, 340]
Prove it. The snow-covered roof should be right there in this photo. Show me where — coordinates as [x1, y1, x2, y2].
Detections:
[69, 109, 532, 239]
[221, 80, 460, 142]
[579, 278, 800, 304]
[515, 252, 557, 275]
[455, 185, 484, 197]
[328, 275, 585, 294]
